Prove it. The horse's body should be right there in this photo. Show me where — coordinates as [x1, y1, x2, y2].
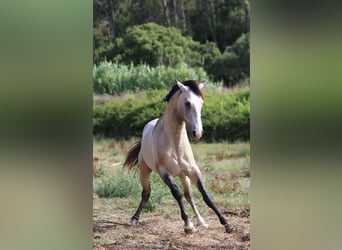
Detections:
[124, 80, 230, 233]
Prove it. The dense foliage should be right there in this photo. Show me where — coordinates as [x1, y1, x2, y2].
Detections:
[93, 0, 250, 142]
[93, 0, 250, 87]
[97, 23, 220, 69]
[207, 33, 250, 86]
[93, 61, 218, 95]
[93, 88, 249, 142]
[94, 0, 249, 53]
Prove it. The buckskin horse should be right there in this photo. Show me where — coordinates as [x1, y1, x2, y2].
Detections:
[123, 80, 231, 234]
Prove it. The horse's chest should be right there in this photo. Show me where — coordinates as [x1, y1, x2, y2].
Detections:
[157, 149, 193, 176]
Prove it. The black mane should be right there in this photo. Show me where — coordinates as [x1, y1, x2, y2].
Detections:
[163, 80, 203, 102]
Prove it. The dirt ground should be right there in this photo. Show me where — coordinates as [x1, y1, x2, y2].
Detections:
[93, 197, 250, 250]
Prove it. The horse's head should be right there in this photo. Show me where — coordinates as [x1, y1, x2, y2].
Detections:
[176, 80, 204, 140]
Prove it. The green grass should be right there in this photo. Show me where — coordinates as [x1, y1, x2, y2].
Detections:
[94, 168, 141, 198]
[93, 138, 250, 211]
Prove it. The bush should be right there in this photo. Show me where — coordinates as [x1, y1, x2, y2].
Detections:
[207, 33, 250, 87]
[94, 168, 140, 198]
[203, 89, 250, 141]
[93, 61, 217, 95]
[93, 90, 166, 138]
[93, 88, 250, 142]
[107, 23, 220, 69]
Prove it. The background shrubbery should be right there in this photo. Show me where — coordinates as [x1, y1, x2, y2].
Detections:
[93, 88, 249, 142]
[101, 23, 220, 69]
[93, 0, 250, 142]
[94, 22, 249, 88]
[93, 61, 219, 95]
[206, 33, 250, 86]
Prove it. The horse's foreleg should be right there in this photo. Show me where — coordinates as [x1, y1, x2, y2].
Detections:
[129, 162, 151, 226]
[191, 173, 232, 233]
[161, 172, 195, 234]
[180, 175, 208, 228]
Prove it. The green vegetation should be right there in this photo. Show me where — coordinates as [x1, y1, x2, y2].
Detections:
[93, 87, 249, 142]
[207, 33, 250, 86]
[93, 61, 216, 95]
[100, 23, 220, 69]
[94, 0, 250, 87]
[93, 4, 250, 244]
[93, 138, 250, 212]
[94, 168, 140, 198]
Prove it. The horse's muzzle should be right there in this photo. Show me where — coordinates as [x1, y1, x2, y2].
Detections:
[192, 130, 202, 140]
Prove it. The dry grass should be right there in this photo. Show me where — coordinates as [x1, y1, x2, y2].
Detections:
[93, 198, 250, 250]
[93, 138, 250, 249]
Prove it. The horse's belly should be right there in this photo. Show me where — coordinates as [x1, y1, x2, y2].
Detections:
[140, 119, 159, 172]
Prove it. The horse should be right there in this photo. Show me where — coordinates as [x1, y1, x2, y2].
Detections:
[123, 80, 231, 234]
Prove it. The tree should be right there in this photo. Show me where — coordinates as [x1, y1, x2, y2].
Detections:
[207, 33, 249, 87]
[93, 0, 250, 56]
[107, 23, 220, 68]
[186, 0, 249, 52]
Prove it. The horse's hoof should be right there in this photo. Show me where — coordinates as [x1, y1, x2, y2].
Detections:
[224, 224, 232, 233]
[184, 222, 196, 234]
[129, 218, 138, 226]
[184, 226, 196, 234]
[198, 222, 209, 228]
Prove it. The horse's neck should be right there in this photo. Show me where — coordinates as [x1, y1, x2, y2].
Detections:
[164, 106, 186, 140]
[159, 98, 189, 148]
[156, 98, 195, 164]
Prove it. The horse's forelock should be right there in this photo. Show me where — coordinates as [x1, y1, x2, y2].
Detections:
[164, 80, 203, 102]
[183, 80, 204, 99]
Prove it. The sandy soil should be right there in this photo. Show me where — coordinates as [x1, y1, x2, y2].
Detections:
[93, 197, 250, 250]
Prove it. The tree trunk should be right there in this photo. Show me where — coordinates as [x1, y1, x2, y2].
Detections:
[161, 0, 171, 27]
[180, 0, 187, 31]
[172, 0, 178, 27]
[208, 0, 217, 44]
[244, 0, 250, 32]
[95, 0, 115, 42]
[109, 0, 115, 41]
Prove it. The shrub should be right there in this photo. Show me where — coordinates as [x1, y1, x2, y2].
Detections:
[93, 88, 250, 142]
[202, 88, 250, 141]
[207, 33, 250, 87]
[108, 23, 220, 68]
[93, 61, 217, 95]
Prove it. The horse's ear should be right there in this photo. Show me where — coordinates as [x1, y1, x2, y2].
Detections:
[176, 80, 188, 92]
[199, 82, 205, 89]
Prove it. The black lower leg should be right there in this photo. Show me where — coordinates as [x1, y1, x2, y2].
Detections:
[163, 174, 190, 225]
[197, 178, 228, 226]
[131, 187, 150, 222]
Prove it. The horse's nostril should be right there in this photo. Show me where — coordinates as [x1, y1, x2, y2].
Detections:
[192, 130, 202, 139]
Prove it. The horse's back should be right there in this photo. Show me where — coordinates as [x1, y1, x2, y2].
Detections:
[140, 118, 159, 172]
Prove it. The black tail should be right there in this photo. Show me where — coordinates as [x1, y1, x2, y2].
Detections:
[123, 140, 141, 172]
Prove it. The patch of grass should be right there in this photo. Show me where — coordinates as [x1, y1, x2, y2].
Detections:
[190, 142, 250, 210]
[93, 138, 250, 211]
[94, 168, 140, 198]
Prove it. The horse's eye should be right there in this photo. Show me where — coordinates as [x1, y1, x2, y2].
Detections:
[185, 101, 191, 108]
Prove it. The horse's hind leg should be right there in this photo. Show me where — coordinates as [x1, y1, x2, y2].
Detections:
[129, 158, 151, 226]
[160, 171, 195, 234]
[180, 175, 208, 228]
